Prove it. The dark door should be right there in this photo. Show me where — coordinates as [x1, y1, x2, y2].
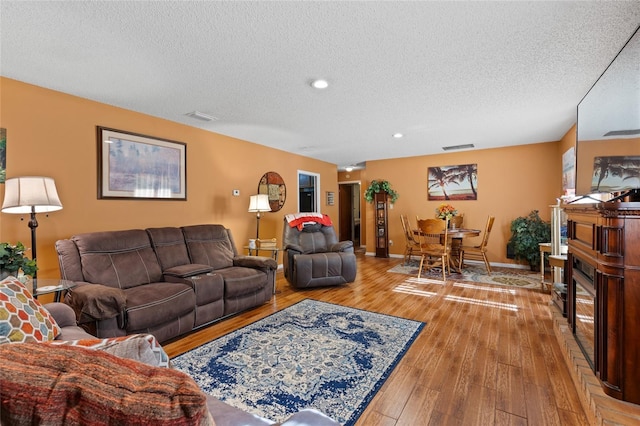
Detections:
[339, 184, 353, 242]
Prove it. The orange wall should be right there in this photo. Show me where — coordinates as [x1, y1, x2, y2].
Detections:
[0, 77, 339, 277]
[356, 141, 567, 266]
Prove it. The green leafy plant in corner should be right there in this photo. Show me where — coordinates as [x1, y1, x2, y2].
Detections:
[364, 180, 399, 204]
[0, 242, 38, 277]
[508, 210, 551, 270]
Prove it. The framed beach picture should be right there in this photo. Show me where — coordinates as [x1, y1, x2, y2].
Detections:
[428, 163, 478, 201]
[97, 127, 186, 200]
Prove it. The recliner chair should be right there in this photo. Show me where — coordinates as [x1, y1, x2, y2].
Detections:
[282, 217, 357, 288]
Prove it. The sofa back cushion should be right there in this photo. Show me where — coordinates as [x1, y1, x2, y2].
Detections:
[182, 225, 235, 270]
[146, 227, 192, 271]
[283, 222, 340, 254]
[72, 230, 163, 289]
[55, 239, 86, 282]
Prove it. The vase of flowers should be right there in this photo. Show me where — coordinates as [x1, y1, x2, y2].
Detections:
[0, 242, 38, 280]
[435, 203, 458, 223]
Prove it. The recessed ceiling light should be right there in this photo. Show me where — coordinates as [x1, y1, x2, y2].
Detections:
[393, 133, 403, 138]
[311, 79, 329, 89]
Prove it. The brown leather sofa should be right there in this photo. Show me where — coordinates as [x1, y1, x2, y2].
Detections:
[5, 302, 339, 426]
[282, 218, 357, 288]
[56, 224, 276, 343]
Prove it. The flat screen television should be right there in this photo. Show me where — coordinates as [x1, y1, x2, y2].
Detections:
[575, 25, 640, 202]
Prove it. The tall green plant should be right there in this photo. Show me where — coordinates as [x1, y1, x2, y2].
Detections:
[364, 180, 399, 204]
[508, 210, 551, 269]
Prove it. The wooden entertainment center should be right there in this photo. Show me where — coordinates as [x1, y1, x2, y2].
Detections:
[564, 201, 640, 406]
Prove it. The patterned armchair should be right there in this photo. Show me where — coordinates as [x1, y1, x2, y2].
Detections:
[282, 215, 357, 288]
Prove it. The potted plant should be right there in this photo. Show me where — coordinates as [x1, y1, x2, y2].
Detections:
[0, 242, 38, 280]
[508, 210, 551, 270]
[364, 180, 399, 204]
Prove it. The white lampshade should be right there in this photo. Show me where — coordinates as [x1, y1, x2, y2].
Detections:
[248, 194, 271, 213]
[2, 176, 63, 214]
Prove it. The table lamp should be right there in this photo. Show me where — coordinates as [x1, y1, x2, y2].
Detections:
[1, 176, 63, 281]
[248, 194, 271, 240]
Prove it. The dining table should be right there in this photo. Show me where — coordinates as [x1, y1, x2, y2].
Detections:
[414, 227, 481, 272]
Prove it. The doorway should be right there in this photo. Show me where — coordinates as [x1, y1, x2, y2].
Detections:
[298, 170, 320, 213]
[339, 182, 361, 246]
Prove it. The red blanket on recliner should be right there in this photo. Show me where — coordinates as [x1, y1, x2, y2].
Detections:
[285, 213, 333, 230]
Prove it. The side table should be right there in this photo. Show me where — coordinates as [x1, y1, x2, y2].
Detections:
[244, 246, 279, 261]
[34, 278, 76, 302]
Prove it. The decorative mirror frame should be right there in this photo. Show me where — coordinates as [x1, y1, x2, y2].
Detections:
[258, 171, 286, 212]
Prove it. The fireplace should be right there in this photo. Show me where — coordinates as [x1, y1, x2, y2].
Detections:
[570, 254, 596, 371]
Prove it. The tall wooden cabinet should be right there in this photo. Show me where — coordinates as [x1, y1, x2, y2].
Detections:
[374, 192, 389, 258]
[565, 202, 640, 405]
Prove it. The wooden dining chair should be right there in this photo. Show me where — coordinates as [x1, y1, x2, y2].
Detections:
[400, 214, 420, 265]
[416, 217, 450, 281]
[458, 215, 495, 275]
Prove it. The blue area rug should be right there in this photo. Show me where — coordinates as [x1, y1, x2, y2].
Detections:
[172, 299, 425, 425]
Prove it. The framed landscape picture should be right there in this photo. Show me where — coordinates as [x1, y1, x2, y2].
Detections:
[97, 127, 186, 200]
[428, 163, 478, 201]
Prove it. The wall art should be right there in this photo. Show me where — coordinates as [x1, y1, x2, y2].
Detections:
[428, 163, 477, 201]
[97, 127, 186, 200]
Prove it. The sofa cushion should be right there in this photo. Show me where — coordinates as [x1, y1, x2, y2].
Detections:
[298, 230, 328, 253]
[146, 227, 193, 271]
[0, 343, 214, 426]
[123, 282, 195, 331]
[0, 277, 61, 343]
[216, 267, 268, 298]
[182, 225, 235, 269]
[72, 229, 163, 289]
[49, 333, 170, 368]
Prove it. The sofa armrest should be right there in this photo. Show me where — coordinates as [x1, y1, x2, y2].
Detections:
[65, 282, 127, 326]
[280, 409, 340, 426]
[234, 255, 277, 270]
[329, 241, 354, 252]
[43, 302, 78, 327]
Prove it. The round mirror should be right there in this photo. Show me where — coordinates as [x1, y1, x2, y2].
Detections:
[258, 171, 286, 212]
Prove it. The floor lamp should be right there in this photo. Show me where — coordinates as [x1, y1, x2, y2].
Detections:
[248, 194, 271, 240]
[1, 176, 63, 286]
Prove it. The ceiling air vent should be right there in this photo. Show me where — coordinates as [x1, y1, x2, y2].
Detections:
[442, 144, 474, 151]
[185, 111, 217, 122]
[603, 129, 640, 137]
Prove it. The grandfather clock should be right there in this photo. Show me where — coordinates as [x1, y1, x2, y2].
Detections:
[374, 192, 389, 258]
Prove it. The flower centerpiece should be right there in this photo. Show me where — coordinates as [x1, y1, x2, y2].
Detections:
[435, 203, 457, 220]
[0, 242, 38, 279]
[364, 180, 399, 204]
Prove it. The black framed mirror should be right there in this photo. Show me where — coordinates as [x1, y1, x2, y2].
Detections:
[258, 171, 286, 212]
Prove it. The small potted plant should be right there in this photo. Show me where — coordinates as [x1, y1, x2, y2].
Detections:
[364, 180, 399, 204]
[508, 210, 551, 270]
[0, 242, 38, 280]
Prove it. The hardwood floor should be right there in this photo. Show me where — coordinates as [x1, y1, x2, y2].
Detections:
[163, 253, 589, 425]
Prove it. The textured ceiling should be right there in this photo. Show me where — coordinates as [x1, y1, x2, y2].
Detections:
[1, 1, 639, 170]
